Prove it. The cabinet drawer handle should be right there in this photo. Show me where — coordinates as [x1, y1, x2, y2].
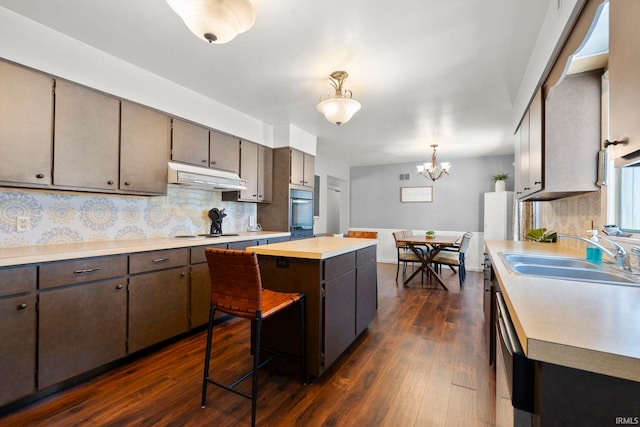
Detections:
[152, 258, 170, 263]
[73, 267, 101, 274]
[210, 161, 216, 165]
[36, 173, 45, 179]
[17, 303, 27, 310]
[201, 159, 207, 163]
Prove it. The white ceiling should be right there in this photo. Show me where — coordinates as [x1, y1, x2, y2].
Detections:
[0, 0, 552, 166]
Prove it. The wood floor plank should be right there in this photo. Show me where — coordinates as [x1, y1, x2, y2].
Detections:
[0, 263, 496, 427]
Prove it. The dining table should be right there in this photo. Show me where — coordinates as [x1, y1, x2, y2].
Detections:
[396, 235, 458, 290]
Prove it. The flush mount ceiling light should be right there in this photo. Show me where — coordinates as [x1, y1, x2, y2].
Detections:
[166, 0, 256, 44]
[316, 71, 361, 126]
[417, 144, 452, 181]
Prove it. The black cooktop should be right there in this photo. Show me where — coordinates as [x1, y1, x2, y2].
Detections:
[173, 233, 239, 238]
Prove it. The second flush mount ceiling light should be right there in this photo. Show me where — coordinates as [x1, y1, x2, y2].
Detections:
[316, 71, 361, 126]
[166, 0, 256, 44]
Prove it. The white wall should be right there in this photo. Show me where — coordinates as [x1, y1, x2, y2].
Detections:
[512, 0, 585, 130]
[0, 6, 273, 147]
[314, 142, 351, 235]
[350, 155, 515, 231]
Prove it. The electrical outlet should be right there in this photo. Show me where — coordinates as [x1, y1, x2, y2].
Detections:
[16, 216, 30, 232]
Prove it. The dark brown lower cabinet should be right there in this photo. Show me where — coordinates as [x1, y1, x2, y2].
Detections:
[355, 258, 377, 336]
[190, 262, 211, 328]
[128, 267, 189, 353]
[0, 294, 36, 406]
[38, 278, 127, 389]
[324, 270, 357, 368]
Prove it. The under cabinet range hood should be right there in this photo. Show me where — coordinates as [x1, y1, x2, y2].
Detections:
[167, 162, 246, 191]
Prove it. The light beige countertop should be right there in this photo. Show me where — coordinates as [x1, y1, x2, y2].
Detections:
[0, 231, 290, 267]
[485, 240, 640, 382]
[247, 236, 377, 260]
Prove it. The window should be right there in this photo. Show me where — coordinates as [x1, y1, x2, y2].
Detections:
[618, 166, 640, 232]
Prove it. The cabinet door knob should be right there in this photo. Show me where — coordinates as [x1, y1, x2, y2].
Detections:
[107, 180, 114, 185]
[116, 284, 123, 290]
[180, 272, 186, 277]
[124, 181, 131, 186]
[604, 139, 628, 148]
[36, 173, 45, 179]
[17, 303, 27, 310]
[201, 159, 207, 163]
[210, 161, 216, 165]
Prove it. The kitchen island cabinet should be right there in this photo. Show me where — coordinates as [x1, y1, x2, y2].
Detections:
[247, 237, 377, 380]
[38, 255, 127, 389]
[0, 60, 53, 187]
[0, 266, 36, 407]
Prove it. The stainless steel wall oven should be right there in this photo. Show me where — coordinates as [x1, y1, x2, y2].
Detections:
[290, 189, 313, 239]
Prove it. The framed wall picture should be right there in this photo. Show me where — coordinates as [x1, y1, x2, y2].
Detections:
[400, 186, 433, 203]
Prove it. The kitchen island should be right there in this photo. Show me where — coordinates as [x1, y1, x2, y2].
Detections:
[485, 240, 640, 425]
[247, 236, 378, 381]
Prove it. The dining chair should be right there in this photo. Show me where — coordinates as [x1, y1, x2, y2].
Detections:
[392, 230, 424, 283]
[201, 248, 306, 427]
[431, 232, 473, 286]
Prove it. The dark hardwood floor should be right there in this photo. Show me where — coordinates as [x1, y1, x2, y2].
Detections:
[0, 263, 496, 426]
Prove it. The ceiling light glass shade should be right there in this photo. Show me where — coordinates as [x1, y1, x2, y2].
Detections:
[317, 71, 361, 125]
[166, 0, 256, 44]
[417, 145, 452, 181]
[316, 97, 362, 126]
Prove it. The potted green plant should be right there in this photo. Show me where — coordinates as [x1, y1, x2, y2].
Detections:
[425, 230, 435, 239]
[492, 173, 508, 192]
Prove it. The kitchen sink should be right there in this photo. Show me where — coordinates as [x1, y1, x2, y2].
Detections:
[501, 253, 599, 269]
[509, 264, 638, 285]
[499, 252, 640, 287]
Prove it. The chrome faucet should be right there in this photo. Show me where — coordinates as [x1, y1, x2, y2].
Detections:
[557, 234, 631, 271]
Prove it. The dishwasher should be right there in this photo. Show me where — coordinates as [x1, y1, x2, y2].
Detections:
[495, 291, 537, 427]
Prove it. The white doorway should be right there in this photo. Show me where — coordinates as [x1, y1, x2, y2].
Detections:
[327, 185, 341, 234]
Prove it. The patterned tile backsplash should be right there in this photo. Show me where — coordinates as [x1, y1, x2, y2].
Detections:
[0, 187, 257, 247]
[537, 192, 601, 242]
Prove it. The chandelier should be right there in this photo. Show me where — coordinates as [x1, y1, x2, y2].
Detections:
[417, 144, 452, 181]
[166, 0, 256, 44]
[316, 71, 361, 126]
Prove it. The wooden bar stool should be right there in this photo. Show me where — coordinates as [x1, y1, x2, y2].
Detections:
[201, 248, 305, 427]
